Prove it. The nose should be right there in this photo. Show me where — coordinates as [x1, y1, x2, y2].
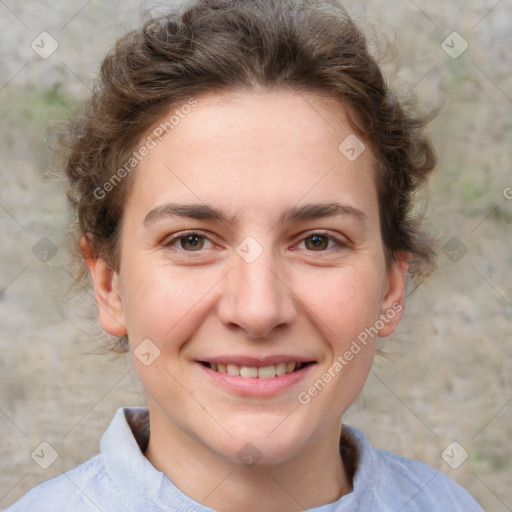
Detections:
[217, 248, 297, 338]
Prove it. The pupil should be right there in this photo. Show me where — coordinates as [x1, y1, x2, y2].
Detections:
[181, 235, 203, 250]
[306, 235, 328, 250]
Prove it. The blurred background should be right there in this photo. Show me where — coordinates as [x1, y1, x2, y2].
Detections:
[0, 0, 511, 509]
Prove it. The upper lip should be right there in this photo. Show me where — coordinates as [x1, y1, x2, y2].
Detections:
[199, 355, 316, 367]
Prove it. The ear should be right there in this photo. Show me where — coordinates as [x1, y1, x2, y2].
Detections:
[81, 237, 127, 337]
[377, 253, 409, 338]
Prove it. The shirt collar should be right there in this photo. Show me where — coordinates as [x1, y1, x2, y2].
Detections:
[100, 407, 374, 511]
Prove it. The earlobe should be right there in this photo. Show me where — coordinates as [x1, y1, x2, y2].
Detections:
[378, 254, 409, 338]
[81, 237, 127, 337]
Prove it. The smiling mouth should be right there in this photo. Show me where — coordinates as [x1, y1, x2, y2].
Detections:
[200, 361, 313, 379]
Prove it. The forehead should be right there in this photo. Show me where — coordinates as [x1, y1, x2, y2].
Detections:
[127, 89, 378, 222]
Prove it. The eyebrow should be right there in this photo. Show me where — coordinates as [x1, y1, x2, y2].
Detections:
[143, 203, 232, 225]
[143, 201, 367, 226]
[280, 202, 368, 224]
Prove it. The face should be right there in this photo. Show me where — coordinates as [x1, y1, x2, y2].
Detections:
[88, 89, 407, 466]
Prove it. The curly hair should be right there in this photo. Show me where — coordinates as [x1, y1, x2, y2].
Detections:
[60, 0, 437, 348]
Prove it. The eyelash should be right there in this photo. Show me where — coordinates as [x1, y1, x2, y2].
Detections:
[163, 230, 216, 252]
[294, 231, 349, 252]
[163, 230, 349, 253]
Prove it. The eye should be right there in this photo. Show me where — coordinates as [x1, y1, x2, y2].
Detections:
[179, 234, 206, 251]
[164, 232, 215, 251]
[296, 232, 347, 252]
[304, 234, 330, 251]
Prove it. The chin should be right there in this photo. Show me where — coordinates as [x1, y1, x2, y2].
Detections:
[211, 417, 312, 466]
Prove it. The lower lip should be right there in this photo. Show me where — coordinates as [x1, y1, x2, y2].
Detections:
[197, 363, 315, 397]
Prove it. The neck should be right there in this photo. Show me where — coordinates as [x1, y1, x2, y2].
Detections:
[144, 405, 352, 512]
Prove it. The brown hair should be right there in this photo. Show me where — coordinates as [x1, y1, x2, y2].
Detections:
[61, 0, 436, 347]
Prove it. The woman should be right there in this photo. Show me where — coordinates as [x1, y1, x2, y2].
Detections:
[7, 0, 483, 510]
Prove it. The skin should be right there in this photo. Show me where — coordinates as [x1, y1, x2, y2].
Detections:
[84, 89, 408, 511]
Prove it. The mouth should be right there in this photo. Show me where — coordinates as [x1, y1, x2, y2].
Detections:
[199, 361, 314, 379]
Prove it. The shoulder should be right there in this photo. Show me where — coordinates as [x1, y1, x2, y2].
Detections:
[371, 448, 483, 511]
[4, 408, 147, 512]
[343, 426, 484, 511]
[4, 454, 117, 512]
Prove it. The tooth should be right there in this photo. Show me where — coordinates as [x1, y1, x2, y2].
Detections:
[275, 362, 286, 376]
[215, 362, 301, 377]
[286, 362, 296, 373]
[240, 366, 258, 378]
[227, 363, 240, 376]
[258, 365, 277, 379]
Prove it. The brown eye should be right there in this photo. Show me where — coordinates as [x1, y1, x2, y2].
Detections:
[304, 235, 330, 251]
[164, 231, 216, 253]
[180, 234, 205, 251]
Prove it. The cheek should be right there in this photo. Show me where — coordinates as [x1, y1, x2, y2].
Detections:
[293, 268, 384, 420]
[120, 263, 218, 346]
[293, 265, 386, 344]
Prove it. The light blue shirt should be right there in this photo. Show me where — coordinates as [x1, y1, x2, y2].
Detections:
[5, 407, 483, 511]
